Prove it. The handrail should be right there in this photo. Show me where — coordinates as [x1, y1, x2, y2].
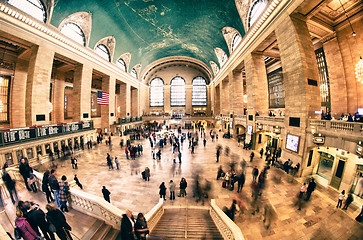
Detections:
[64, 228, 81, 240]
[209, 199, 244, 240]
[0, 223, 12, 240]
[31, 170, 124, 230]
[144, 198, 164, 232]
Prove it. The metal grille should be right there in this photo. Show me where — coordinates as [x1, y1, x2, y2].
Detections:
[192, 76, 207, 106]
[170, 76, 185, 107]
[150, 78, 164, 107]
[0, 76, 10, 123]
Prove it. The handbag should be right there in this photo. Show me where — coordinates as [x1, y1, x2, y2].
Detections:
[14, 227, 22, 240]
[49, 223, 57, 233]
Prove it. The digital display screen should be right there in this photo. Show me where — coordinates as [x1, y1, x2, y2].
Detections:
[286, 134, 300, 153]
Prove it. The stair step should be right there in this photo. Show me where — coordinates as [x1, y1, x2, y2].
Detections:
[81, 219, 104, 240]
[90, 223, 111, 240]
[103, 228, 119, 240]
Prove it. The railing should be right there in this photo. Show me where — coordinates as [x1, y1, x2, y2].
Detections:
[209, 199, 244, 240]
[31, 171, 124, 230]
[0, 222, 12, 240]
[256, 116, 284, 123]
[308, 120, 362, 134]
[144, 198, 164, 232]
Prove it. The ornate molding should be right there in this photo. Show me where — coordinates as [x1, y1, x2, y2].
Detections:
[94, 36, 116, 62]
[117, 52, 131, 72]
[214, 47, 228, 68]
[58, 12, 92, 47]
[320, 32, 337, 44]
[209, 61, 220, 76]
[222, 27, 242, 54]
[132, 64, 142, 80]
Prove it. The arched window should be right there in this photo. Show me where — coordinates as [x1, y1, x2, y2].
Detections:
[248, 0, 267, 29]
[131, 68, 137, 78]
[94, 44, 110, 62]
[8, 0, 47, 22]
[170, 76, 185, 107]
[60, 22, 86, 46]
[221, 53, 228, 67]
[231, 33, 242, 52]
[192, 77, 207, 106]
[116, 58, 127, 72]
[150, 78, 164, 107]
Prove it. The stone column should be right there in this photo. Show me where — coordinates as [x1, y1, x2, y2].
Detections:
[221, 79, 230, 114]
[245, 52, 269, 116]
[11, 59, 28, 128]
[232, 70, 244, 115]
[119, 83, 127, 117]
[275, 14, 321, 159]
[164, 85, 171, 113]
[209, 84, 215, 116]
[73, 64, 92, 122]
[215, 84, 220, 115]
[25, 45, 54, 126]
[53, 70, 65, 123]
[322, 36, 348, 116]
[131, 87, 138, 117]
[100, 75, 115, 130]
[185, 85, 192, 114]
[126, 84, 131, 117]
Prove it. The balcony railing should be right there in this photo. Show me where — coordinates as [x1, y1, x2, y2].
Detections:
[256, 116, 284, 122]
[309, 120, 363, 134]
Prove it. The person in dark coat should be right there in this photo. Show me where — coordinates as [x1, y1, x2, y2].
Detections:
[121, 210, 135, 240]
[102, 186, 111, 203]
[74, 175, 83, 189]
[252, 166, 259, 182]
[159, 182, 167, 200]
[305, 178, 316, 201]
[237, 172, 245, 193]
[42, 171, 54, 203]
[229, 200, 238, 221]
[19, 158, 32, 191]
[342, 193, 354, 210]
[48, 169, 60, 207]
[179, 178, 187, 197]
[134, 213, 149, 240]
[2, 168, 18, 204]
[45, 204, 72, 240]
[355, 205, 363, 222]
[250, 152, 255, 162]
[26, 203, 56, 240]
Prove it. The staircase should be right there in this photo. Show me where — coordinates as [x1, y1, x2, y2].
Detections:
[81, 219, 119, 240]
[151, 208, 223, 240]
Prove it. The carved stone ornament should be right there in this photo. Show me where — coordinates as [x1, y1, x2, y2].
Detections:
[132, 64, 142, 80]
[118, 52, 132, 72]
[94, 36, 116, 61]
[214, 47, 228, 68]
[235, 0, 252, 32]
[222, 27, 242, 54]
[209, 61, 220, 76]
[58, 12, 92, 47]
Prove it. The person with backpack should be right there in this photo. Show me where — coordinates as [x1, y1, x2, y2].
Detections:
[58, 176, 70, 212]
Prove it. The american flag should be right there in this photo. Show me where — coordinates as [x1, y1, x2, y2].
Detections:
[97, 91, 109, 105]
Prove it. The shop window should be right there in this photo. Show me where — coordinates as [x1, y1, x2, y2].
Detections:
[150, 78, 164, 107]
[16, 150, 23, 163]
[60, 22, 86, 46]
[0, 76, 11, 123]
[45, 143, 50, 154]
[36, 145, 42, 155]
[26, 148, 33, 159]
[5, 152, 13, 165]
[8, 0, 47, 23]
[192, 77, 207, 106]
[170, 76, 186, 107]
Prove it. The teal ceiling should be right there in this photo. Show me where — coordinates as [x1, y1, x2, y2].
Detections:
[51, 0, 245, 73]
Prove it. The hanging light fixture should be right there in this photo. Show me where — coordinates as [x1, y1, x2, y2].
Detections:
[338, 0, 362, 84]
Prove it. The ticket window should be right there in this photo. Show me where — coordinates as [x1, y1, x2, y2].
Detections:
[5, 153, 13, 165]
[53, 142, 59, 151]
[36, 146, 42, 156]
[68, 139, 72, 147]
[26, 148, 34, 159]
[16, 150, 23, 163]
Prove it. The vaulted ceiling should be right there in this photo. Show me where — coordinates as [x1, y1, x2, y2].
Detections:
[51, 0, 245, 73]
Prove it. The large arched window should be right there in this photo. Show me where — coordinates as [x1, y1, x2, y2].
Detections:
[150, 78, 164, 107]
[248, 0, 267, 29]
[131, 68, 137, 78]
[60, 22, 86, 46]
[116, 58, 127, 72]
[231, 33, 242, 52]
[170, 76, 185, 107]
[192, 77, 207, 106]
[8, 0, 47, 23]
[94, 44, 110, 62]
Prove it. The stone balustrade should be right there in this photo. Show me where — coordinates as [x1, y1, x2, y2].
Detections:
[144, 198, 164, 232]
[209, 199, 244, 240]
[309, 119, 363, 135]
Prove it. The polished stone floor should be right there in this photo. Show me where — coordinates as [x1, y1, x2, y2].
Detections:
[2, 127, 363, 239]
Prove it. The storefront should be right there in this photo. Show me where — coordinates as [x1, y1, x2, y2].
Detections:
[351, 165, 363, 197]
[255, 130, 283, 154]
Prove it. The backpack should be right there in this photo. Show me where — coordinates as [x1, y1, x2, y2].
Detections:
[63, 184, 70, 194]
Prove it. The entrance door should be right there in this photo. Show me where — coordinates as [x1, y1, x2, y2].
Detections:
[330, 156, 346, 189]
